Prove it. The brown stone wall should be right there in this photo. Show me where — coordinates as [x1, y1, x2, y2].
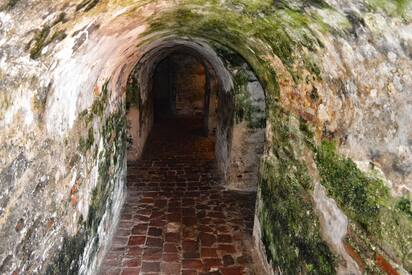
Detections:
[170, 54, 206, 117]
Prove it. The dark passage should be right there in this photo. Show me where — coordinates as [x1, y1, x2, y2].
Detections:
[151, 52, 217, 137]
[100, 53, 257, 274]
[153, 53, 207, 120]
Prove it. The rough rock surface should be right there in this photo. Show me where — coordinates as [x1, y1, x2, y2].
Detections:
[0, 0, 411, 274]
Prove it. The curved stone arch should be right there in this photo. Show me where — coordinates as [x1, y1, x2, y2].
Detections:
[125, 36, 266, 189]
[134, 38, 234, 94]
[125, 38, 232, 163]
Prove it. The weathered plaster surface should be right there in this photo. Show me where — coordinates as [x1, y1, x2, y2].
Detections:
[313, 183, 361, 275]
[1, 0, 411, 274]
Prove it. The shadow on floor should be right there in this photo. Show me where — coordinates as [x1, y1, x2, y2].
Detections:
[100, 116, 257, 275]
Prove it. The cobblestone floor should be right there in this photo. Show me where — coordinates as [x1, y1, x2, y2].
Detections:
[99, 117, 257, 275]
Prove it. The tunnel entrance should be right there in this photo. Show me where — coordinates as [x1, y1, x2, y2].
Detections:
[100, 40, 266, 274]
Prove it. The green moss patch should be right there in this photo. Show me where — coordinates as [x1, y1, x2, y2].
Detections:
[315, 140, 412, 271]
[79, 127, 94, 153]
[126, 77, 140, 109]
[90, 81, 110, 117]
[29, 26, 51, 59]
[259, 158, 336, 274]
[367, 0, 411, 17]
[27, 13, 67, 59]
[143, 1, 324, 87]
[316, 140, 389, 230]
[395, 196, 412, 219]
[257, 107, 335, 274]
[45, 232, 87, 275]
[87, 101, 126, 236]
[210, 44, 266, 128]
[232, 66, 262, 127]
[46, 81, 127, 274]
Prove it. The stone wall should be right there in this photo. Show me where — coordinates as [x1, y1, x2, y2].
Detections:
[1, 0, 411, 274]
[0, 79, 127, 274]
[225, 61, 266, 191]
[172, 54, 206, 117]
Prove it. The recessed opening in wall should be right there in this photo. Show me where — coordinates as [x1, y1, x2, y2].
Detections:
[125, 41, 266, 190]
[101, 40, 267, 273]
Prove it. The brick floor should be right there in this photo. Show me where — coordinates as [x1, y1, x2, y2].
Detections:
[99, 117, 256, 275]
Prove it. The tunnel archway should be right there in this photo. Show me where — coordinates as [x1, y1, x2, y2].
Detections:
[125, 38, 266, 187]
[99, 38, 267, 274]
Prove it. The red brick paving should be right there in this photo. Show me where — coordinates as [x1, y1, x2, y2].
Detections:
[99, 117, 256, 275]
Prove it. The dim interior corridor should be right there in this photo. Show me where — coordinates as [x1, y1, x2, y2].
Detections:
[99, 117, 257, 275]
[99, 50, 259, 275]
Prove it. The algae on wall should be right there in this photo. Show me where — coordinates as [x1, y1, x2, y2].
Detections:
[316, 140, 412, 272]
[256, 105, 336, 274]
[45, 82, 127, 274]
[211, 43, 266, 129]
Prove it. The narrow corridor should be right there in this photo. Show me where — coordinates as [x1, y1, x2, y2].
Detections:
[100, 117, 257, 275]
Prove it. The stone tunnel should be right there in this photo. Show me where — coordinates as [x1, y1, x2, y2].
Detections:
[0, 0, 412, 275]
